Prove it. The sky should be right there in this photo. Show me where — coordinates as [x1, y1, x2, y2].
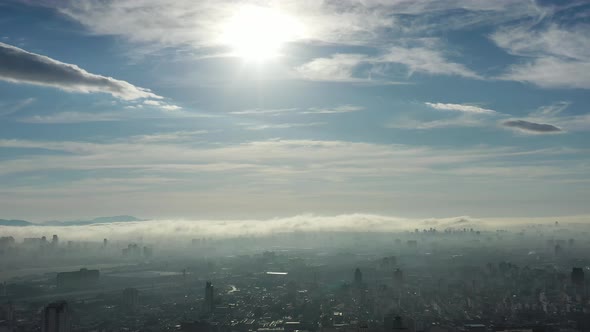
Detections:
[0, 0, 589, 222]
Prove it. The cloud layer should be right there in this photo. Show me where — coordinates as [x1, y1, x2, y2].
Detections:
[0, 42, 161, 100]
[3, 213, 589, 243]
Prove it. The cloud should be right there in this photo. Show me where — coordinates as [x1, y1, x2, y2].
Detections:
[492, 24, 590, 89]
[425, 102, 496, 114]
[0, 97, 35, 116]
[0, 42, 161, 100]
[244, 122, 325, 130]
[302, 105, 364, 114]
[500, 102, 590, 134]
[230, 108, 297, 116]
[0, 214, 478, 242]
[380, 46, 481, 79]
[502, 120, 563, 134]
[296, 42, 481, 83]
[40, 0, 544, 50]
[390, 102, 499, 130]
[18, 112, 121, 124]
[3, 213, 590, 243]
[295, 54, 372, 83]
[143, 99, 181, 111]
[389, 116, 490, 130]
[230, 105, 364, 116]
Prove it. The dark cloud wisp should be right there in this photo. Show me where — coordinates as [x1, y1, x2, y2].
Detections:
[502, 119, 563, 134]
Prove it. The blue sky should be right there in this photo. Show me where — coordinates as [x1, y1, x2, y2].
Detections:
[0, 0, 589, 221]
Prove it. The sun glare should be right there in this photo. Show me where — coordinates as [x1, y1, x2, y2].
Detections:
[221, 6, 304, 61]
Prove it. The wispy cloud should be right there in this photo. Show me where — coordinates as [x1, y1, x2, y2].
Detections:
[296, 41, 481, 83]
[244, 122, 325, 131]
[18, 111, 120, 124]
[380, 45, 481, 79]
[230, 108, 297, 116]
[0, 97, 35, 116]
[0, 42, 162, 100]
[302, 105, 364, 114]
[230, 105, 365, 116]
[295, 54, 373, 83]
[492, 24, 590, 89]
[389, 101, 499, 130]
[425, 102, 496, 114]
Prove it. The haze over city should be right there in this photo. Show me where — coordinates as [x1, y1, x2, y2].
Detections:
[1, 1, 590, 332]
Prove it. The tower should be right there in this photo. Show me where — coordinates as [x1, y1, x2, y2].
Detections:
[204, 281, 214, 313]
[572, 267, 584, 287]
[42, 301, 71, 332]
[354, 268, 363, 286]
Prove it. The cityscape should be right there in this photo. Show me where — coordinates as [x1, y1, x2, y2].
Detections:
[1, 0, 590, 331]
[1, 218, 590, 331]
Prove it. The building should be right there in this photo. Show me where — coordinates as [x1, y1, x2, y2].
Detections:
[56, 268, 99, 289]
[42, 301, 71, 332]
[354, 268, 362, 286]
[204, 281, 214, 313]
[122, 288, 139, 311]
[571, 267, 584, 287]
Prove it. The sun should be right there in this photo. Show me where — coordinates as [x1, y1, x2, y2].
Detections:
[221, 6, 304, 61]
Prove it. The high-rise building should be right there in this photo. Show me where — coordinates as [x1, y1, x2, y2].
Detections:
[122, 288, 139, 311]
[51, 235, 58, 246]
[204, 281, 214, 313]
[572, 267, 585, 287]
[42, 301, 71, 332]
[394, 268, 403, 284]
[354, 268, 363, 286]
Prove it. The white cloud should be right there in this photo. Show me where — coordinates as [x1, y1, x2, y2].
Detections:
[244, 122, 325, 130]
[143, 99, 181, 111]
[389, 116, 489, 130]
[303, 105, 365, 114]
[42, 0, 544, 50]
[425, 102, 496, 114]
[295, 54, 372, 82]
[380, 46, 481, 79]
[18, 112, 120, 124]
[389, 102, 498, 130]
[0, 42, 161, 100]
[492, 24, 590, 89]
[230, 108, 298, 116]
[296, 41, 481, 83]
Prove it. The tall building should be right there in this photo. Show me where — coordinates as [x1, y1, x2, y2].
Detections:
[572, 267, 585, 287]
[42, 301, 71, 332]
[51, 235, 59, 247]
[204, 281, 214, 313]
[354, 268, 363, 286]
[122, 288, 139, 311]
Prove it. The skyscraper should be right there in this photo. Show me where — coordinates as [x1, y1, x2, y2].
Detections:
[572, 267, 585, 287]
[204, 281, 214, 313]
[42, 301, 71, 332]
[354, 268, 362, 286]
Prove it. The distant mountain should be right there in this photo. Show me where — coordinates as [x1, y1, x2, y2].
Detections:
[43, 215, 145, 226]
[0, 219, 33, 226]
